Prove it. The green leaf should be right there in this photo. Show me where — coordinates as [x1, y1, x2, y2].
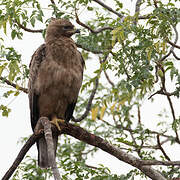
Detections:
[2, 20, 7, 35]
[0, 64, 7, 76]
[87, 6, 93, 11]
[8, 61, 20, 81]
[37, 14, 43, 22]
[11, 30, 17, 39]
[30, 17, 35, 27]
[0, 105, 11, 117]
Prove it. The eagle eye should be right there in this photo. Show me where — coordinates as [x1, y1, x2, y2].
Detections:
[63, 25, 73, 30]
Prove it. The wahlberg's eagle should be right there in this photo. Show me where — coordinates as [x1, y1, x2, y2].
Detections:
[28, 18, 84, 168]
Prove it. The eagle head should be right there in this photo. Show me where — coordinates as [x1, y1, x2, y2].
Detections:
[46, 18, 80, 39]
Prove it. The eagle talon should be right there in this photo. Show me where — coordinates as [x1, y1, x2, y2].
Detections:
[35, 129, 44, 135]
[51, 117, 65, 131]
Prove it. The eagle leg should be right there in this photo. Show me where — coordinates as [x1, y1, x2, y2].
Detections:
[51, 116, 65, 131]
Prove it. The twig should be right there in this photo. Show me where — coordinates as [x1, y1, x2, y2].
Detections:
[160, 49, 172, 62]
[103, 70, 115, 87]
[140, 160, 180, 166]
[76, 43, 104, 54]
[92, 0, 123, 18]
[167, 40, 180, 49]
[148, 88, 174, 99]
[153, 0, 158, 8]
[50, 0, 55, 5]
[137, 106, 141, 124]
[75, 11, 113, 33]
[15, 20, 43, 33]
[134, 0, 142, 25]
[157, 135, 171, 161]
[166, 95, 180, 143]
[172, 51, 180, 60]
[85, 164, 98, 169]
[160, 25, 179, 62]
[120, 125, 178, 144]
[0, 76, 28, 93]
[72, 77, 99, 122]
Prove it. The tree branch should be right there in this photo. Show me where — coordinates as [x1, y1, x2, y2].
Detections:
[75, 11, 113, 33]
[0, 76, 28, 94]
[166, 95, 180, 143]
[15, 20, 43, 33]
[103, 70, 115, 87]
[160, 25, 179, 62]
[167, 40, 180, 49]
[3, 122, 169, 180]
[153, 0, 158, 8]
[157, 135, 171, 161]
[172, 51, 180, 60]
[92, 0, 123, 18]
[134, 0, 142, 25]
[76, 43, 104, 54]
[73, 77, 99, 122]
[50, 0, 55, 5]
[140, 160, 180, 166]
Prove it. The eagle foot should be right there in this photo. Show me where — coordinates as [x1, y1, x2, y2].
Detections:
[51, 117, 65, 131]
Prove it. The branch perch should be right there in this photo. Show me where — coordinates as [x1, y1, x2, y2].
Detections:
[3, 121, 170, 180]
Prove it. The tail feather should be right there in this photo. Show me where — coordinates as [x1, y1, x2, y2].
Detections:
[37, 135, 58, 168]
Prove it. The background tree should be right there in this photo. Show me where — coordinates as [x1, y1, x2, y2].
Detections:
[0, 0, 180, 179]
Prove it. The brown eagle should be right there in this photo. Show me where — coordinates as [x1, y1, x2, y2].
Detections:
[28, 18, 84, 168]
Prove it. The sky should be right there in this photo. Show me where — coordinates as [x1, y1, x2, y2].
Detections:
[0, 0, 180, 179]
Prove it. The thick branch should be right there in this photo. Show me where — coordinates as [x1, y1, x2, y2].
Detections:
[3, 122, 167, 180]
[61, 123, 166, 180]
[0, 76, 28, 93]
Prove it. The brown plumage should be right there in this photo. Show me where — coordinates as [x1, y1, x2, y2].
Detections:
[28, 18, 84, 168]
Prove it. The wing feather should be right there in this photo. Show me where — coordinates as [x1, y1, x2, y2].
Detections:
[64, 50, 85, 122]
[28, 44, 46, 130]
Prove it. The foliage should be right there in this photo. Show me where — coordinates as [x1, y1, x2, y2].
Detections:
[1, 0, 180, 179]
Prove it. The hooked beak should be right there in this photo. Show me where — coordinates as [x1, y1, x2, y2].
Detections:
[75, 29, 80, 33]
[65, 28, 80, 37]
[68, 28, 80, 34]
